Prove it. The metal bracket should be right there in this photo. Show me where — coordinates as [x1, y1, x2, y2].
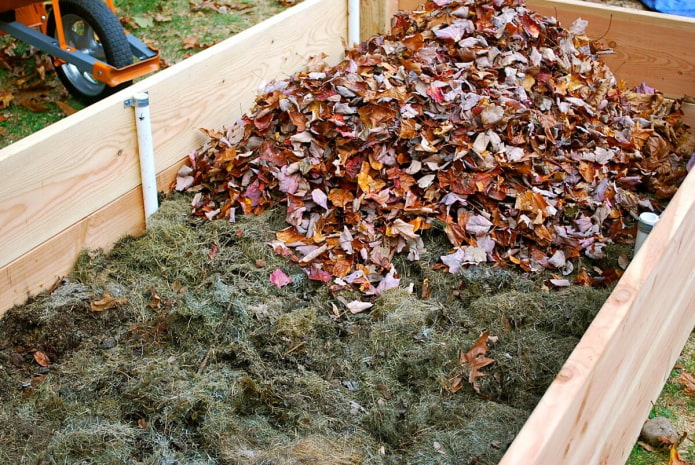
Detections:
[124, 91, 149, 109]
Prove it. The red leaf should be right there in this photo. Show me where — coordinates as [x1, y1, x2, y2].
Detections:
[305, 264, 332, 282]
[269, 269, 293, 288]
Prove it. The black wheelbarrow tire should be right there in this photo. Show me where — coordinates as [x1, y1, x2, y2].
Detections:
[47, 0, 132, 103]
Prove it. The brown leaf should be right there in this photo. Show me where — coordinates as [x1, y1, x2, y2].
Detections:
[56, 101, 78, 116]
[677, 372, 695, 395]
[182, 36, 198, 49]
[0, 90, 13, 109]
[455, 332, 495, 393]
[18, 95, 49, 113]
[91, 291, 127, 312]
[33, 351, 50, 367]
[148, 291, 161, 309]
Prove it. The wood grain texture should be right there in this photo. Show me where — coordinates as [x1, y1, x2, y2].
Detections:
[0, 0, 347, 315]
[0, 160, 183, 313]
[361, 0, 399, 39]
[499, 167, 695, 465]
[395, 0, 695, 99]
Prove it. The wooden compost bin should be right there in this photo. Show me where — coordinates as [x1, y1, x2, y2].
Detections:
[0, 0, 693, 463]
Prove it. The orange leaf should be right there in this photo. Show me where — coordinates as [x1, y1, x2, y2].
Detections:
[669, 440, 694, 465]
[327, 188, 354, 208]
[56, 101, 78, 116]
[0, 90, 13, 109]
[33, 351, 50, 367]
[276, 227, 311, 245]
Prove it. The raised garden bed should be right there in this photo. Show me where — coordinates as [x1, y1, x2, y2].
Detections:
[0, 0, 694, 463]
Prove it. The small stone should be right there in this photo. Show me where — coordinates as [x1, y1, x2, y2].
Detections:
[640, 417, 679, 447]
[101, 337, 117, 349]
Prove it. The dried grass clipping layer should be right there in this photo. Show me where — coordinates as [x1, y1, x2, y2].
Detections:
[178, 0, 694, 294]
[0, 194, 612, 464]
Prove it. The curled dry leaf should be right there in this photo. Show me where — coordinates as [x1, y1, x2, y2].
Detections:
[178, 0, 694, 294]
[33, 350, 50, 367]
[677, 372, 695, 395]
[91, 291, 127, 312]
[346, 300, 373, 314]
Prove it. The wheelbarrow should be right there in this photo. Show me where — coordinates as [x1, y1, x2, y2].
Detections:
[0, 0, 159, 102]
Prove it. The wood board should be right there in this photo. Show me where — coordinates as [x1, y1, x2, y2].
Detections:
[0, 1, 694, 464]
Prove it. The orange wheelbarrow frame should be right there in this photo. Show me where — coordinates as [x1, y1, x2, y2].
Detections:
[0, 0, 159, 87]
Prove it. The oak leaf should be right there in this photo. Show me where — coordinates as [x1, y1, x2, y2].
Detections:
[451, 332, 495, 394]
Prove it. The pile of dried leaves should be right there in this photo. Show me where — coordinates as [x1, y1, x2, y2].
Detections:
[178, 0, 691, 294]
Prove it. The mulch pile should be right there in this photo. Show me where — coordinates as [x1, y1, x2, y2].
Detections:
[177, 0, 692, 294]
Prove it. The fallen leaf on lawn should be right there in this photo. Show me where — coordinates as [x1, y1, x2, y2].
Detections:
[133, 15, 154, 28]
[269, 268, 293, 288]
[0, 90, 13, 109]
[18, 96, 49, 113]
[618, 255, 630, 270]
[55, 101, 78, 116]
[91, 291, 127, 312]
[677, 372, 695, 395]
[182, 36, 198, 50]
[148, 291, 161, 309]
[669, 435, 694, 465]
[33, 351, 50, 367]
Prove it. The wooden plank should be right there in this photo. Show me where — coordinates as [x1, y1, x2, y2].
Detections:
[360, 0, 399, 39]
[395, 0, 695, 99]
[0, 0, 348, 316]
[683, 102, 695, 129]
[0, 162, 182, 314]
[0, 0, 347, 273]
[500, 168, 695, 465]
